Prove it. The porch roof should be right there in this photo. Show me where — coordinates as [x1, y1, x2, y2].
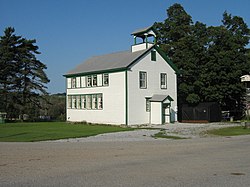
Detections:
[149, 95, 174, 102]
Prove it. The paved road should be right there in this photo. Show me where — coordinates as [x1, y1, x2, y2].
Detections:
[1, 135, 250, 187]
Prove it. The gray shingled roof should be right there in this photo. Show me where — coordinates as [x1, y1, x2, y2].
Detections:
[149, 95, 174, 102]
[131, 26, 153, 35]
[65, 48, 149, 76]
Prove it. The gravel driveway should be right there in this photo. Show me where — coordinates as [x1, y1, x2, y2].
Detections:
[49, 122, 242, 142]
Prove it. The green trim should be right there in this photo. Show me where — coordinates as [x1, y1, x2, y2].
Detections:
[127, 45, 179, 74]
[64, 67, 127, 78]
[125, 70, 128, 125]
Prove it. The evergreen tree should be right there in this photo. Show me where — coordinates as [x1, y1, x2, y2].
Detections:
[0, 27, 50, 120]
[0, 27, 22, 116]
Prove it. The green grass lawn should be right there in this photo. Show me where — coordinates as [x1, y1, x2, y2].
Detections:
[0, 122, 133, 142]
[208, 126, 250, 136]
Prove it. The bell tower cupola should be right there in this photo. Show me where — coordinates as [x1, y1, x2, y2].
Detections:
[131, 26, 156, 52]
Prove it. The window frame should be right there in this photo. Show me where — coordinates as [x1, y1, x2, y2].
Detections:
[92, 75, 97, 87]
[103, 74, 109, 86]
[87, 76, 92, 87]
[145, 98, 151, 112]
[67, 95, 72, 109]
[139, 71, 147, 89]
[71, 77, 76, 88]
[160, 73, 167, 89]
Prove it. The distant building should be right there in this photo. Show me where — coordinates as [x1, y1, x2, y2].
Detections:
[64, 26, 178, 125]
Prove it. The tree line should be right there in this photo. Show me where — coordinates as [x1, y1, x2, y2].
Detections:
[154, 3, 250, 119]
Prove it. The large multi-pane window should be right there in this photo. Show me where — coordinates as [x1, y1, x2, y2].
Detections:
[68, 94, 103, 110]
[160, 73, 167, 89]
[139, 71, 147, 89]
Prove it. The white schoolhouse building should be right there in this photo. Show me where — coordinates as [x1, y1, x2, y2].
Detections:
[64, 26, 179, 125]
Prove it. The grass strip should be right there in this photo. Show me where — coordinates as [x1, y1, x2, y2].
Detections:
[207, 126, 250, 136]
[152, 131, 187, 140]
[0, 122, 133, 142]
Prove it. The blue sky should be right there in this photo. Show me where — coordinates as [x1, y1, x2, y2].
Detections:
[1, 0, 250, 94]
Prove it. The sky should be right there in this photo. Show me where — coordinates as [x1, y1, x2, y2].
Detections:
[1, 0, 250, 94]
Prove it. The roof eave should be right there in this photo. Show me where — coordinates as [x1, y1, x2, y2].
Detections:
[63, 67, 128, 78]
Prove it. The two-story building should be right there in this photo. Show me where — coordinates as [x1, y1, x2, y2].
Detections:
[64, 26, 179, 125]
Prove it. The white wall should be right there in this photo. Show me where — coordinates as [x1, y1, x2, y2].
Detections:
[127, 49, 177, 125]
[67, 71, 126, 125]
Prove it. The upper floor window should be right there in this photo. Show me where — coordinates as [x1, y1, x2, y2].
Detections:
[103, 74, 109, 86]
[72, 78, 76, 88]
[87, 76, 92, 87]
[139, 71, 147, 89]
[92, 75, 97, 87]
[151, 50, 156, 61]
[160, 73, 167, 89]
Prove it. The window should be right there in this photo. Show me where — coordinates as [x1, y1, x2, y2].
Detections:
[103, 74, 109, 86]
[76, 95, 81, 109]
[87, 76, 92, 87]
[92, 95, 97, 109]
[72, 78, 76, 88]
[92, 75, 97, 87]
[160, 73, 167, 89]
[151, 50, 156, 61]
[76, 77, 81, 88]
[139, 71, 147, 89]
[72, 96, 77, 109]
[86, 95, 92, 109]
[80, 76, 86, 87]
[98, 94, 103, 109]
[146, 98, 151, 112]
[67, 78, 72, 88]
[81, 95, 86, 109]
[67, 96, 72, 108]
